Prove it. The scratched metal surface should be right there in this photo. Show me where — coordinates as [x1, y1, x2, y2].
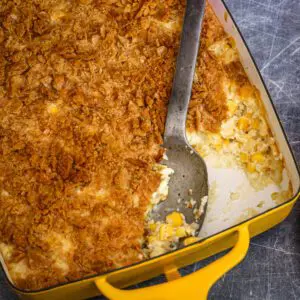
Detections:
[0, 0, 299, 299]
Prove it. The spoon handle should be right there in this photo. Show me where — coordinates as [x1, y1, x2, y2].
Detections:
[164, 0, 206, 143]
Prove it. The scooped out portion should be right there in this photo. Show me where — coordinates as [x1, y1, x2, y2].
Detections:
[0, 0, 292, 291]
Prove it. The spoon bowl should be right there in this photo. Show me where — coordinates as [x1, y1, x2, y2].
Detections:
[152, 137, 208, 232]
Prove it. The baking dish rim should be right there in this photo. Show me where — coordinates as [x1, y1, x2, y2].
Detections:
[1, 0, 299, 294]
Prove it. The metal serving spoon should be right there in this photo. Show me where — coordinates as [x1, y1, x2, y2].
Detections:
[151, 0, 208, 236]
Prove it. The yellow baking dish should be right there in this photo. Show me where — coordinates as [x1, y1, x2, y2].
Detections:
[1, 0, 299, 299]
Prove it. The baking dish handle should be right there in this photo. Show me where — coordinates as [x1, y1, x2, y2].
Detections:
[95, 225, 250, 300]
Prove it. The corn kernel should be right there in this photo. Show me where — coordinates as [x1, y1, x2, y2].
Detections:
[222, 138, 230, 146]
[214, 143, 222, 151]
[281, 190, 291, 199]
[271, 192, 279, 201]
[159, 224, 173, 240]
[251, 152, 265, 163]
[149, 223, 157, 232]
[252, 118, 260, 129]
[227, 100, 238, 115]
[237, 117, 250, 131]
[47, 103, 58, 114]
[166, 212, 183, 227]
[240, 84, 254, 99]
[183, 237, 199, 246]
[51, 11, 66, 22]
[148, 236, 156, 243]
[239, 152, 248, 163]
[176, 227, 186, 238]
[247, 162, 256, 173]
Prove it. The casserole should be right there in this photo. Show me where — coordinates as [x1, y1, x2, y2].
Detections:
[0, 0, 299, 299]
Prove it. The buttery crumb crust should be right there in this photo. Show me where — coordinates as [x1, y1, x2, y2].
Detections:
[0, 0, 250, 290]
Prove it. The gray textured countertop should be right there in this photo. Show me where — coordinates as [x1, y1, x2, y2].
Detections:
[1, 0, 299, 299]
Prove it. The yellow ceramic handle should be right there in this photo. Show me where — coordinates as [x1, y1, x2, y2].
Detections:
[96, 225, 250, 300]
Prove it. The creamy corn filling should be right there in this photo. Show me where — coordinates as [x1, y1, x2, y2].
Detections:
[144, 28, 292, 259]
